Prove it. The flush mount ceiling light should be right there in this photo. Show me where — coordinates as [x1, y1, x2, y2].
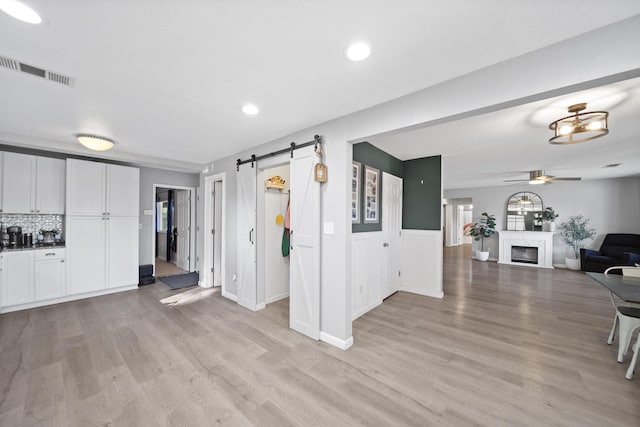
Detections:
[0, 0, 42, 24]
[548, 103, 608, 144]
[241, 104, 259, 115]
[76, 134, 115, 151]
[345, 42, 371, 61]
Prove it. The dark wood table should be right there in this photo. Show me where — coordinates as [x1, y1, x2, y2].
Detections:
[586, 272, 640, 304]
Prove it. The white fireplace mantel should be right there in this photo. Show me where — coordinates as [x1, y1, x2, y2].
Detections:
[497, 230, 554, 269]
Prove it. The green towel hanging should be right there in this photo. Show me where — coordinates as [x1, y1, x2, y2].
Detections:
[281, 227, 290, 257]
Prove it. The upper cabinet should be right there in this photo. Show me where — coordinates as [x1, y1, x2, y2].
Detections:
[0, 152, 65, 214]
[67, 159, 139, 217]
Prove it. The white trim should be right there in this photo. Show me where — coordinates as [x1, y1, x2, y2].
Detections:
[203, 173, 226, 295]
[352, 298, 382, 321]
[403, 289, 445, 299]
[320, 332, 354, 350]
[222, 289, 238, 302]
[151, 183, 197, 277]
[255, 302, 266, 310]
[266, 292, 289, 304]
[0, 284, 138, 314]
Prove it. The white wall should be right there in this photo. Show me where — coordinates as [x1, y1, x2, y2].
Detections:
[444, 177, 640, 265]
[351, 232, 383, 319]
[198, 18, 640, 347]
[139, 167, 199, 266]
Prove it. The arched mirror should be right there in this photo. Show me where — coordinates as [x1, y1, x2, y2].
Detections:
[506, 192, 543, 231]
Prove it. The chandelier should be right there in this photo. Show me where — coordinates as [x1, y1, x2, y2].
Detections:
[548, 103, 608, 144]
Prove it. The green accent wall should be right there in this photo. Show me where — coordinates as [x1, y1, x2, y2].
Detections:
[352, 142, 403, 233]
[402, 156, 442, 230]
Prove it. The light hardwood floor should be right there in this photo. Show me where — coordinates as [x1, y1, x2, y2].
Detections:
[1, 245, 638, 426]
[155, 258, 188, 278]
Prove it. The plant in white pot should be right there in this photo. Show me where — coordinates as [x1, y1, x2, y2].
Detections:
[542, 207, 558, 232]
[468, 212, 496, 261]
[557, 215, 596, 270]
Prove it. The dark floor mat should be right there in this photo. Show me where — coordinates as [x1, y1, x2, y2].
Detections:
[159, 272, 199, 290]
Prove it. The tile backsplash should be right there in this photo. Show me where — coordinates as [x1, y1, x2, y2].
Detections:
[0, 213, 64, 236]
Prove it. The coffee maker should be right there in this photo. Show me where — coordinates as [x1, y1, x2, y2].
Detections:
[7, 226, 22, 247]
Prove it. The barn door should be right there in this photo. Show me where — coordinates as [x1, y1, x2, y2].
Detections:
[289, 146, 320, 339]
[237, 164, 257, 310]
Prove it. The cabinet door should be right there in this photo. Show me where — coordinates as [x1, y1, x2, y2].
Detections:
[2, 152, 36, 213]
[35, 259, 65, 301]
[1, 251, 34, 306]
[36, 157, 65, 214]
[106, 164, 139, 217]
[0, 152, 3, 212]
[66, 159, 106, 216]
[66, 216, 106, 294]
[107, 216, 139, 288]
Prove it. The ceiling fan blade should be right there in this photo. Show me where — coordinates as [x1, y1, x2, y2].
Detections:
[548, 177, 581, 181]
[503, 179, 529, 182]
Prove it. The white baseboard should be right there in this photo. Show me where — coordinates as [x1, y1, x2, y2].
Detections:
[320, 332, 354, 350]
[352, 299, 382, 321]
[265, 292, 289, 304]
[0, 284, 139, 314]
[401, 288, 445, 299]
[198, 280, 213, 288]
[221, 290, 238, 302]
[255, 302, 266, 310]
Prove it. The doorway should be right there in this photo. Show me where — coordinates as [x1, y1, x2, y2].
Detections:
[152, 184, 196, 278]
[203, 173, 226, 293]
[444, 197, 473, 247]
[381, 172, 403, 299]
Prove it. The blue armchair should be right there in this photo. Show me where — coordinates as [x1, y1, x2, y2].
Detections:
[581, 233, 640, 273]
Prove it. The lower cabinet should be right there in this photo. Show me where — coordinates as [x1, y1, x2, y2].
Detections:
[0, 248, 66, 310]
[66, 215, 138, 295]
[1, 251, 34, 307]
[34, 249, 66, 301]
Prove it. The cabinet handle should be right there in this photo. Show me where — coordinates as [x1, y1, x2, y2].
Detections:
[45, 253, 56, 256]
[60, 260, 65, 263]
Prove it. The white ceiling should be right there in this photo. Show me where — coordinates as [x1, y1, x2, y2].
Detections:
[0, 1, 640, 173]
[368, 76, 640, 189]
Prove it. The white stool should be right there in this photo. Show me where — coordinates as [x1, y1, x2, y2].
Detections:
[626, 333, 640, 380]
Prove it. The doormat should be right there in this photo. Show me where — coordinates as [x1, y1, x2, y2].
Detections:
[159, 272, 199, 290]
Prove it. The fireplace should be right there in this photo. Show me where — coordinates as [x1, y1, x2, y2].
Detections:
[497, 230, 554, 269]
[511, 246, 538, 264]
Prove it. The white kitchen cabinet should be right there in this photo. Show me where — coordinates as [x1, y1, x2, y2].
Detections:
[0, 152, 3, 213]
[67, 159, 139, 217]
[34, 249, 66, 301]
[66, 216, 107, 295]
[107, 216, 139, 289]
[1, 152, 35, 214]
[66, 159, 106, 216]
[107, 164, 140, 216]
[66, 159, 139, 296]
[1, 251, 35, 307]
[35, 157, 66, 214]
[0, 153, 65, 214]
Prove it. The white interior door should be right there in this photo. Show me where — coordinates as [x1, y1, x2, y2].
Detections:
[382, 173, 403, 299]
[289, 146, 320, 339]
[176, 190, 190, 271]
[237, 164, 257, 310]
[212, 181, 223, 286]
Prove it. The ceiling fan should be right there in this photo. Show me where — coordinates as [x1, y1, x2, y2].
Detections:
[504, 170, 581, 185]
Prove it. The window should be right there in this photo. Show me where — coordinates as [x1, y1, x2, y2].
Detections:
[157, 201, 168, 231]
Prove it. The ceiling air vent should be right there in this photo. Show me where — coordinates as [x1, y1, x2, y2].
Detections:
[0, 54, 75, 87]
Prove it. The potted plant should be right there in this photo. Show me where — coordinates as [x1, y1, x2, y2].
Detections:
[557, 215, 596, 270]
[542, 207, 559, 232]
[468, 212, 496, 261]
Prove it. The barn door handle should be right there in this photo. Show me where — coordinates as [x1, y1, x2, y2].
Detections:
[383, 242, 389, 247]
[249, 228, 254, 244]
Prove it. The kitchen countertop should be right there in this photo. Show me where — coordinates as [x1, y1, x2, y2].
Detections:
[1, 243, 66, 253]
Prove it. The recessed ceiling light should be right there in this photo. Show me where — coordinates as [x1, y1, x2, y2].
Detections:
[0, 0, 42, 24]
[76, 134, 115, 151]
[345, 42, 371, 61]
[242, 104, 259, 115]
